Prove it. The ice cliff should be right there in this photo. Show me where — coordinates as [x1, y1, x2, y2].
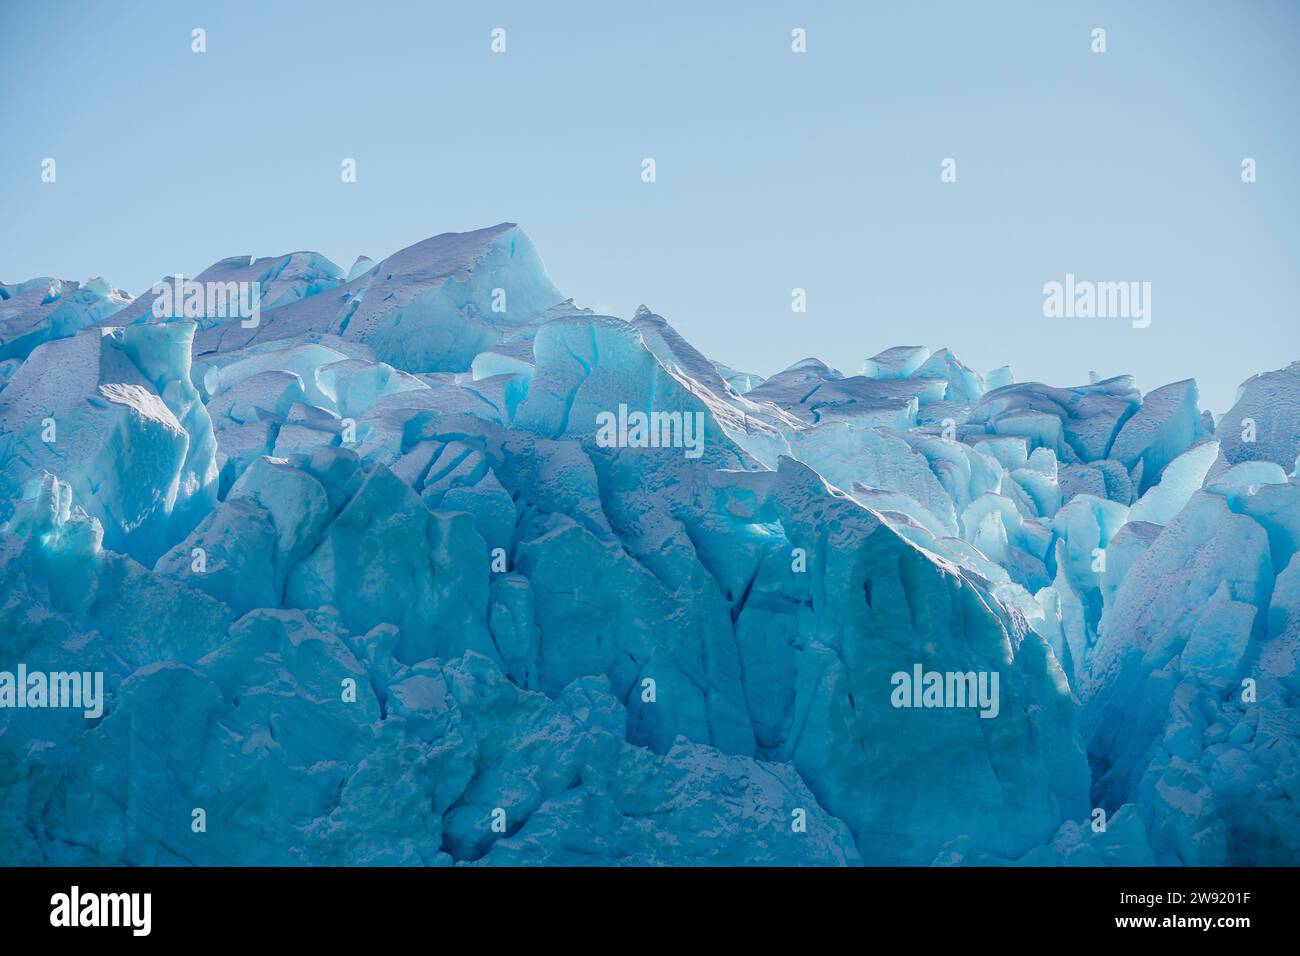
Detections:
[1, 224, 1296, 865]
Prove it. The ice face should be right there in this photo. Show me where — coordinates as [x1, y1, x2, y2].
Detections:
[1, 224, 1296, 866]
[1107, 379, 1207, 494]
[1082, 484, 1299, 864]
[108, 252, 345, 333]
[0, 276, 132, 366]
[0, 322, 217, 565]
[1217, 360, 1300, 470]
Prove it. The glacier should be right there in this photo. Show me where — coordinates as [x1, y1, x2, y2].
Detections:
[1, 223, 1296, 866]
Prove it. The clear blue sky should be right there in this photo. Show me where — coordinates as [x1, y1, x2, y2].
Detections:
[2, 0, 1297, 412]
